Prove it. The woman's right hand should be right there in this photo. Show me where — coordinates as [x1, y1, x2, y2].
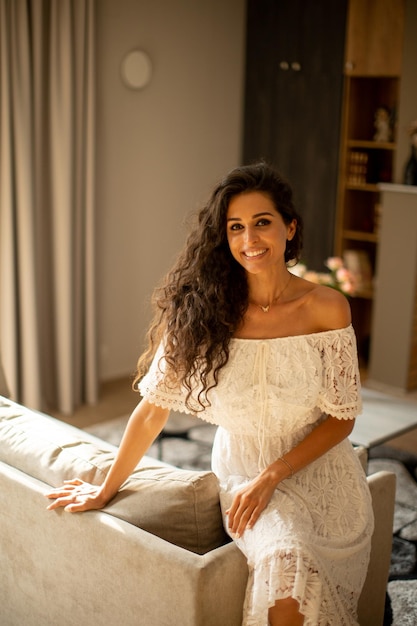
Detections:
[45, 478, 108, 513]
[45, 399, 170, 514]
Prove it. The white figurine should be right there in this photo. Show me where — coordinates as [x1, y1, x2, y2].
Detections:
[373, 107, 392, 142]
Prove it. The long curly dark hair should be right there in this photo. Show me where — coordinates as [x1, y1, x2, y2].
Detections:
[134, 162, 303, 410]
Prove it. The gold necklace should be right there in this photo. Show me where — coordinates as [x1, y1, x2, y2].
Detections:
[255, 273, 292, 313]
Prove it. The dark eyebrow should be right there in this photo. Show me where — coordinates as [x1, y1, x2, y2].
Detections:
[227, 211, 275, 222]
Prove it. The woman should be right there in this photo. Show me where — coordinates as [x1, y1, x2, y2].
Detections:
[46, 163, 373, 625]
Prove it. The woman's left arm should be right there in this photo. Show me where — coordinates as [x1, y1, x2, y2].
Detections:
[270, 414, 355, 482]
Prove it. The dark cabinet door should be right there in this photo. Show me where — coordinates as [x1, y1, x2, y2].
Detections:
[243, 0, 347, 270]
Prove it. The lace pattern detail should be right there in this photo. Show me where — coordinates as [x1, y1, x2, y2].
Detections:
[139, 325, 362, 425]
[139, 326, 373, 624]
[217, 436, 372, 625]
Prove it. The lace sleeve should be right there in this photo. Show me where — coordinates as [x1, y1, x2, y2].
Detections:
[316, 325, 362, 420]
[138, 343, 201, 415]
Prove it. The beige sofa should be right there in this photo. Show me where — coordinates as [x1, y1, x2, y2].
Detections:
[0, 394, 395, 626]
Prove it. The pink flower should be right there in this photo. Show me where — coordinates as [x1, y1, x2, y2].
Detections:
[336, 268, 350, 282]
[289, 263, 307, 278]
[340, 279, 355, 295]
[304, 271, 320, 284]
[318, 274, 333, 286]
[325, 257, 344, 271]
[295, 258, 357, 296]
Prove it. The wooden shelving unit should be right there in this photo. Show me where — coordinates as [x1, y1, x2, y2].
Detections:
[334, 0, 405, 362]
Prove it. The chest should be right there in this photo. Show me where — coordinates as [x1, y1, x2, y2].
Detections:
[235, 300, 320, 340]
[216, 340, 323, 401]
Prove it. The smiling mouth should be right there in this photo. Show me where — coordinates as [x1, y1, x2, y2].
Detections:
[244, 249, 267, 258]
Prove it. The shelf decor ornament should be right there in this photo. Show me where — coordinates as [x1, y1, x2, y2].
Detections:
[404, 120, 417, 186]
[373, 106, 392, 143]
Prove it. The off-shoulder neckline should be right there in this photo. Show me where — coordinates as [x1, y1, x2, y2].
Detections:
[231, 324, 353, 342]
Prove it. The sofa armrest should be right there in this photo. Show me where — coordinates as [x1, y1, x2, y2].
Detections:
[0, 461, 247, 626]
[358, 470, 396, 626]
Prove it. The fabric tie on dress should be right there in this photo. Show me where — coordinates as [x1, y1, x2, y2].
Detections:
[253, 341, 270, 472]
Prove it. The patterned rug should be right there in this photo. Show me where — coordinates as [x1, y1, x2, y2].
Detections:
[85, 413, 417, 626]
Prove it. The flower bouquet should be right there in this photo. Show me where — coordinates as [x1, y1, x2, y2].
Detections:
[290, 257, 356, 296]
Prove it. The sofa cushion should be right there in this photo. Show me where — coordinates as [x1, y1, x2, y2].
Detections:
[0, 397, 228, 554]
[106, 465, 228, 554]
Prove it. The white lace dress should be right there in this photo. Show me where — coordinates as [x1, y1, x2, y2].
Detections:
[139, 325, 374, 626]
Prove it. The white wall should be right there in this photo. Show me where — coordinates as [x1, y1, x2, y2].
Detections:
[96, 0, 246, 380]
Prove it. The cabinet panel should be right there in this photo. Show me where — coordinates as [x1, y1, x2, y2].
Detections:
[345, 0, 405, 76]
[243, 0, 347, 270]
[368, 186, 417, 392]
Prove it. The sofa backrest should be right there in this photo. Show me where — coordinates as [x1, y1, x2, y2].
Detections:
[0, 396, 228, 554]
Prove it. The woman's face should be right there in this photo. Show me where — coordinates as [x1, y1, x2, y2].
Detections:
[226, 191, 296, 274]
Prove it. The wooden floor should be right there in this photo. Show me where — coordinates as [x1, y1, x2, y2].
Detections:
[55, 376, 417, 456]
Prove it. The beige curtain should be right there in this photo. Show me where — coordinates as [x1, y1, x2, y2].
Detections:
[0, 0, 97, 414]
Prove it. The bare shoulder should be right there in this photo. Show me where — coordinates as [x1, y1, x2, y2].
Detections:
[292, 277, 351, 331]
[308, 284, 351, 330]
